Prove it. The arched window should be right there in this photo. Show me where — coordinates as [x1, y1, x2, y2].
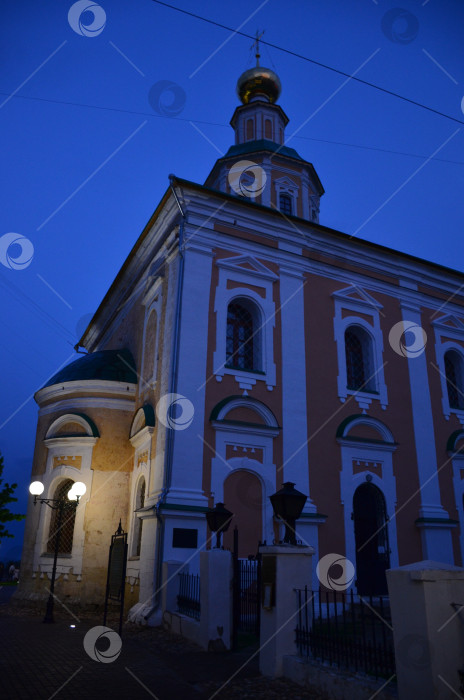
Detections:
[264, 119, 272, 140]
[279, 193, 292, 215]
[345, 326, 375, 392]
[132, 477, 146, 557]
[445, 350, 464, 409]
[226, 300, 258, 371]
[46, 479, 76, 555]
[246, 119, 254, 141]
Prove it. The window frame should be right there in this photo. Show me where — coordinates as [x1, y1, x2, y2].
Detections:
[344, 325, 377, 393]
[444, 349, 464, 410]
[333, 286, 388, 411]
[213, 256, 277, 391]
[279, 192, 293, 216]
[225, 298, 260, 372]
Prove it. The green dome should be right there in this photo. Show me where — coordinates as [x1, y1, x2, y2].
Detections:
[43, 349, 137, 388]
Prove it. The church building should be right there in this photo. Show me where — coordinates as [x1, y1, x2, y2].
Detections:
[18, 57, 464, 617]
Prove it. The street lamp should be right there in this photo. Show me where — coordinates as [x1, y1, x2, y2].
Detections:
[206, 502, 233, 548]
[29, 479, 86, 623]
[270, 482, 307, 545]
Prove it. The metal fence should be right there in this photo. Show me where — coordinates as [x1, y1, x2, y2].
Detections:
[295, 586, 395, 680]
[177, 572, 200, 621]
[233, 557, 261, 642]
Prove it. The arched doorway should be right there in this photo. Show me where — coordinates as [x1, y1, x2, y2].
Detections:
[353, 483, 390, 595]
[223, 471, 262, 558]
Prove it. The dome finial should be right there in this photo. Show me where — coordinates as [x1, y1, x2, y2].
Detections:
[252, 30, 265, 68]
[236, 31, 281, 105]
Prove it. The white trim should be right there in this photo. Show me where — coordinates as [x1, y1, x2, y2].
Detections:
[340, 442, 399, 587]
[39, 397, 134, 415]
[215, 254, 278, 282]
[214, 396, 278, 427]
[44, 437, 98, 449]
[333, 287, 388, 410]
[212, 420, 279, 438]
[274, 175, 299, 217]
[433, 314, 464, 423]
[45, 413, 97, 439]
[140, 284, 163, 399]
[213, 259, 277, 389]
[338, 415, 395, 444]
[130, 425, 154, 448]
[401, 305, 452, 561]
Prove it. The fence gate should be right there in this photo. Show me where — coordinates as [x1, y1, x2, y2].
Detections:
[232, 527, 261, 649]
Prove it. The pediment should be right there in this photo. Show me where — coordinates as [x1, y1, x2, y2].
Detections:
[216, 254, 278, 281]
[432, 313, 464, 332]
[332, 285, 383, 310]
[274, 175, 298, 190]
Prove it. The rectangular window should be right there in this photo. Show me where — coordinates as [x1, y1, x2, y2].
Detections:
[172, 528, 198, 549]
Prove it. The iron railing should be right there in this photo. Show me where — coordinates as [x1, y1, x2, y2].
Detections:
[234, 557, 261, 638]
[295, 587, 396, 681]
[177, 572, 200, 620]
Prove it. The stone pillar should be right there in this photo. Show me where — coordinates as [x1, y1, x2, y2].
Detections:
[259, 544, 314, 677]
[200, 549, 233, 651]
[387, 561, 464, 699]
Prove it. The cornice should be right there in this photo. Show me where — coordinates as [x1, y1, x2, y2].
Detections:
[36, 380, 137, 406]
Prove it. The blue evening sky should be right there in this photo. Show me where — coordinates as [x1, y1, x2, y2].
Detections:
[0, 0, 463, 562]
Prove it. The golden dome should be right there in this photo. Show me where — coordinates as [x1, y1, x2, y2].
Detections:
[236, 66, 281, 105]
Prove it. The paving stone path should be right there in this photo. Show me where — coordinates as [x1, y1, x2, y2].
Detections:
[0, 604, 328, 700]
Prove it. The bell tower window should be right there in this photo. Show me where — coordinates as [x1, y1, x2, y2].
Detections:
[264, 119, 272, 140]
[246, 119, 254, 141]
[279, 193, 292, 215]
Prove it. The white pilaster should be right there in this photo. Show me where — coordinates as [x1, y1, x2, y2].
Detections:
[401, 302, 453, 562]
[279, 267, 316, 514]
[168, 243, 212, 508]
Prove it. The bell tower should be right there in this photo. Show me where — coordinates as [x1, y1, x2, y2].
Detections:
[205, 36, 324, 223]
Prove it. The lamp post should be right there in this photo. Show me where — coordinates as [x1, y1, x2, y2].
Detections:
[205, 502, 233, 548]
[270, 482, 307, 545]
[29, 480, 86, 623]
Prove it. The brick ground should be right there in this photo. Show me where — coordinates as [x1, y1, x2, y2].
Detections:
[0, 602, 327, 700]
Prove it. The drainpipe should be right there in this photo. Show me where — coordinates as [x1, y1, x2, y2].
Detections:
[145, 175, 186, 620]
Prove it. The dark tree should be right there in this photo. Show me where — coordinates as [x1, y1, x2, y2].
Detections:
[0, 452, 25, 541]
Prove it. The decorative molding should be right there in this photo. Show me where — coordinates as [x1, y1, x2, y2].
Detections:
[333, 286, 388, 410]
[36, 380, 137, 406]
[216, 254, 278, 281]
[39, 397, 135, 415]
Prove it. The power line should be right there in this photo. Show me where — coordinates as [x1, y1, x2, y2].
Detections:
[0, 91, 462, 165]
[151, 0, 464, 127]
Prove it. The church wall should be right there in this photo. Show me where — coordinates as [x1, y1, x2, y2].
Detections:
[422, 303, 463, 564]
[18, 401, 135, 608]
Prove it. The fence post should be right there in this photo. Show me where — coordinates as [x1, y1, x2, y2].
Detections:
[200, 548, 233, 650]
[259, 544, 315, 677]
[387, 561, 464, 699]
